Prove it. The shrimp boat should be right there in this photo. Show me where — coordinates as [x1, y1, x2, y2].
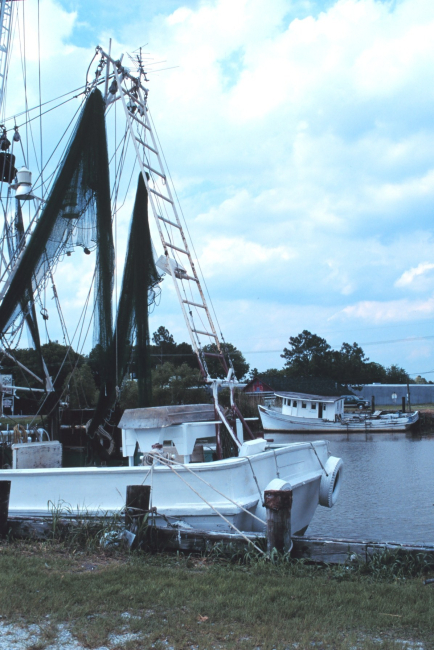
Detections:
[0, 2, 342, 536]
[259, 392, 419, 433]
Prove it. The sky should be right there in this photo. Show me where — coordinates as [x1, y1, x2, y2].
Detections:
[3, 0, 434, 378]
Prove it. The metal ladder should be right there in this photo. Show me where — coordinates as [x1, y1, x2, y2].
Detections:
[94, 48, 256, 449]
[99, 48, 230, 382]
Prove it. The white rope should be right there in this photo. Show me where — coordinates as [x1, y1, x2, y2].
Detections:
[161, 461, 265, 554]
[154, 453, 266, 526]
[309, 442, 328, 476]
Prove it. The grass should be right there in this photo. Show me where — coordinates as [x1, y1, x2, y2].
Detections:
[0, 414, 46, 428]
[372, 404, 434, 412]
[0, 540, 433, 649]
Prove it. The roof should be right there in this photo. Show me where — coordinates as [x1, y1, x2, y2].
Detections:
[118, 404, 216, 430]
[242, 376, 274, 392]
[275, 391, 343, 403]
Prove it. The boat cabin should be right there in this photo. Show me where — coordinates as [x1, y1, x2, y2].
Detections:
[276, 392, 344, 422]
[119, 404, 255, 465]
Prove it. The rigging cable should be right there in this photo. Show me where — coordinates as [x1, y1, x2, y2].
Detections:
[37, 0, 43, 201]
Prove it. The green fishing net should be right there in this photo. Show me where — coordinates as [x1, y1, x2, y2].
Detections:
[0, 89, 114, 374]
[87, 174, 160, 438]
[0, 89, 159, 446]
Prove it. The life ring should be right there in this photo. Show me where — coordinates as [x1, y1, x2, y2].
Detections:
[319, 456, 343, 508]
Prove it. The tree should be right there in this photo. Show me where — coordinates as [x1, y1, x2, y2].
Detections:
[151, 362, 209, 406]
[248, 367, 260, 380]
[281, 330, 332, 377]
[63, 364, 98, 409]
[1, 341, 83, 392]
[385, 365, 410, 384]
[119, 379, 139, 409]
[151, 326, 177, 366]
[334, 342, 369, 385]
[150, 326, 197, 369]
[175, 341, 197, 369]
[363, 361, 387, 384]
[201, 342, 250, 380]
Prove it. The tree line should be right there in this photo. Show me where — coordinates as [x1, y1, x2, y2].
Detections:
[0, 327, 423, 413]
[252, 329, 420, 385]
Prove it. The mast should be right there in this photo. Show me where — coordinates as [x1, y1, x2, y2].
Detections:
[0, 0, 15, 114]
[93, 46, 255, 448]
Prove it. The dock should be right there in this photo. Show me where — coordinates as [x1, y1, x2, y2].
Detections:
[6, 515, 434, 564]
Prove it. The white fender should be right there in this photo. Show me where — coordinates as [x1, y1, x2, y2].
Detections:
[319, 456, 343, 508]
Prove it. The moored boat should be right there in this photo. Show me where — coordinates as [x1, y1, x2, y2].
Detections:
[258, 392, 419, 433]
[6, 404, 343, 536]
[0, 10, 344, 537]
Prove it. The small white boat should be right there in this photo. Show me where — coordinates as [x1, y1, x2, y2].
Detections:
[5, 404, 343, 536]
[258, 392, 419, 433]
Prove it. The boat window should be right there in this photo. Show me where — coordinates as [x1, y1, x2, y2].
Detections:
[311, 403, 316, 410]
[323, 404, 327, 411]
[302, 402, 306, 409]
[293, 400, 297, 407]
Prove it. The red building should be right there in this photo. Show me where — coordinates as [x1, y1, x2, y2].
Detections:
[243, 377, 274, 394]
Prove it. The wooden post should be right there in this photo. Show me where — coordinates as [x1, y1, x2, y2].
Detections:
[371, 396, 375, 413]
[126, 485, 151, 538]
[402, 396, 406, 413]
[407, 382, 411, 413]
[0, 480, 11, 536]
[264, 488, 292, 554]
[214, 410, 222, 460]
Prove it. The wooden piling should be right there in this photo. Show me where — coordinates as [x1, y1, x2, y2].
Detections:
[126, 485, 151, 537]
[0, 480, 11, 536]
[264, 488, 292, 554]
[402, 396, 406, 413]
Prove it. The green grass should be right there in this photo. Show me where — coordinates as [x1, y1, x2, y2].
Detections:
[374, 404, 434, 412]
[0, 414, 46, 428]
[0, 541, 433, 649]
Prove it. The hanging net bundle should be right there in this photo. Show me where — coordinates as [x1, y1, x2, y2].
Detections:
[87, 174, 160, 438]
[0, 89, 114, 382]
[0, 87, 160, 447]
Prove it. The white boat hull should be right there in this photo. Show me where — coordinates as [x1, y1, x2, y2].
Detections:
[1, 441, 336, 536]
[259, 405, 419, 433]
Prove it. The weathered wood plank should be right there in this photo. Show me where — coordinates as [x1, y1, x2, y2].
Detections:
[291, 536, 434, 563]
[6, 515, 434, 564]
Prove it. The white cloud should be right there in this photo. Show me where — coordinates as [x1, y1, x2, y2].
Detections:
[395, 262, 434, 289]
[336, 296, 434, 324]
[4, 0, 434, 375]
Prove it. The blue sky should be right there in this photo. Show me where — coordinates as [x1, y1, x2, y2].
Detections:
[4, 0, 434, 378]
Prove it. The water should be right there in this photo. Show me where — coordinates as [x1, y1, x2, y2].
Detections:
[305, 434, 434, 544]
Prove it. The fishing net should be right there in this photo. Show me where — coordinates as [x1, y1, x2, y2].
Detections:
[0, 89, 159, 448]
[87, 174, 160, 438]
[115, 174, 160, 405]
[0, 89, 114, 380]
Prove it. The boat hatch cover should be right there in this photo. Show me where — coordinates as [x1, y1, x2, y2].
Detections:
[119, 404, 216, 429]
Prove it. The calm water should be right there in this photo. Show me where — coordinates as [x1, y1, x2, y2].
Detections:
[304, 435, 434, 544]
